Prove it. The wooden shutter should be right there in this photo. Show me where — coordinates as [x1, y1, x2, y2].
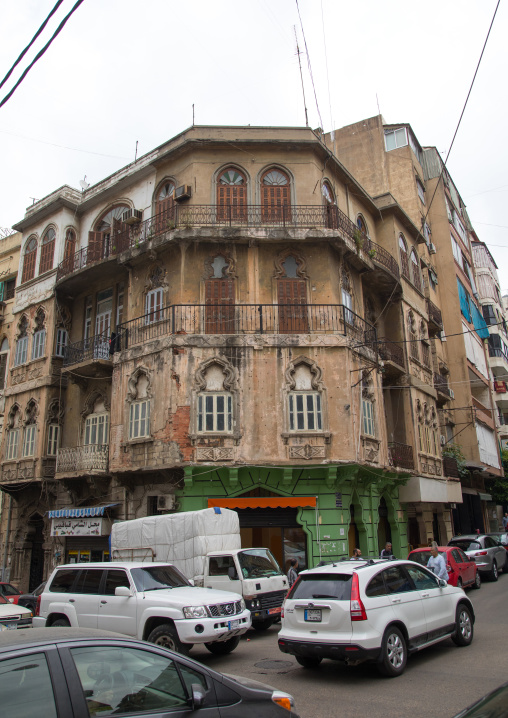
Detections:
[39, 238, 55, 274]
[111, 218, 130, 254]
[88, 231, 104, 263]
[63, 234, 76, 273]
[21, 249, 36, 283]
[156, 195, 175, 233]
[277, 279, 308, 333]
[205, 279, 235, 334]
[217, 184, 247, 222]
[261, 185, 291, 223]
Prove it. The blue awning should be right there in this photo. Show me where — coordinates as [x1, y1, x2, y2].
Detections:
[469, 299, 490, 339]
[48, 504, 118, 519]
[457, 278, 472, 323]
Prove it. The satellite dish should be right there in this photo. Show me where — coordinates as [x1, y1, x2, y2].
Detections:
[79, 176, 90, 191]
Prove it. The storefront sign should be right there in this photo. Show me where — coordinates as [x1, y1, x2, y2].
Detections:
[51, 518, 110, 537]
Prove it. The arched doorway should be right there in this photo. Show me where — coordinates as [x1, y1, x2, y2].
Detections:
[377, 497, 392, 555]
[348, 503, 360, 556]
[27, 514, 45, 592]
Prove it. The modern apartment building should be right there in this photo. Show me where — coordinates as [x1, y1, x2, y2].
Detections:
[330, 115, 502, 538]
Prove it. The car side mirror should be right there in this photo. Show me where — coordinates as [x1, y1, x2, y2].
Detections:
[438, 579, 447, 588]
[228, 566, 239, 581]
[115, 586, 133, 597]
[188, 579, 195, 586]
[191, 683, 205, 709]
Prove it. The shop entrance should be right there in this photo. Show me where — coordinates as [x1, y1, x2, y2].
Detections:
[28, 514, 44, 592]
[377, 497, 392, 554]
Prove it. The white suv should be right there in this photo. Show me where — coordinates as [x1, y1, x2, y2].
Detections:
[278, 558, 475, 677]
[34, 562, 251, 654]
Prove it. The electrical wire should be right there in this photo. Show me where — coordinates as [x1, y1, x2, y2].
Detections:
[0, 127, 131, 161]
[295, 0, 324, 131]
[0, 0, 86, 110]
[0, 0, 65, 91]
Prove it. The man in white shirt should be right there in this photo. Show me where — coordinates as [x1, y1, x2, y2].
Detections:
[427, 542, 449, 582]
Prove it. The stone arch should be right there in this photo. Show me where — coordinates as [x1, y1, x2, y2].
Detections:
[284, 355, 324, 391]
[81, 389, 110, 418]
[194, 355, 238, 392]
[274, 249, 308, 279]
[127, 366, 153, 402]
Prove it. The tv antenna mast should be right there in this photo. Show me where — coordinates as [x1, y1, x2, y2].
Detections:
[294, 26, 308, 127]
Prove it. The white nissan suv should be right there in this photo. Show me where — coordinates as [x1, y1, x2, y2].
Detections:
[278, 558, 475, 677]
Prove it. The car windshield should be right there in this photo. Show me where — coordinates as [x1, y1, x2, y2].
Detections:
[288, 574, 352, 600]
[237, 549, 282, 578]
[449, 540, 481, 552]
[409, 551, 444, 566]
[0, 584, 20, 596]
[130, 565, 191, 592]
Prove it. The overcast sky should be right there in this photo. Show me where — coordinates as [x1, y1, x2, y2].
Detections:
[1, 1, 507, 290]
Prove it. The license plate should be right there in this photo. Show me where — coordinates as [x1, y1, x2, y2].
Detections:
[268, 607, 281, 615]
[228, 619, 240, 630]
[304, 609, 322, 622]
[0, 622, 17, 631]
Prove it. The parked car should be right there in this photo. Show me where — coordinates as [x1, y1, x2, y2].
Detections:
[447, 535, 508, 581]
[407, 547, 480, 589]
[16, 581, 46, 613]
[452, 680, 508, 717]
[34, 562, 251, 654]
[0, 628, 298, 717]
[0, 593, 32, 630]
[278, 557, 475, 677]
[0, 583, 22, 604]
[486, 532, 508, 552]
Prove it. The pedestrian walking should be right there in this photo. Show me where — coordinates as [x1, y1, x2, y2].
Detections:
[380, 542, 392, 559]
[287, 558, 298, 587]
[351, 547, 362, 558]
[502, 512, 508, 530]
[427, 541, 449, 582]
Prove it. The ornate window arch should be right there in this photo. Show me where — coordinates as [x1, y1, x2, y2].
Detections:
[361, 371, 376, 437]
[217, 167, 248, 221]
[39, 226, 56, 275]
[192, 356, 239, 438]
[31, 307, 46, 360]
[416, 400, 439, 457]
[14, 315, 29, 366]
[81, 391, 110, 448]
[283, 355, 327, 435]
[47, 399, 63, 456]
[5, 403, 21, 460]
[275, 251, 308, 332]
[90, 203, 130, 260]
[407, 311, 419, 362]
[21, 235, 38, 284]
[260, 167, 291, 222]
[22, 399, 38, 457]
[144, 263, 167, 324]
[127, 367, 152, 440]
[399, 234, 410, 280]
[154, 179, 176, 232]
[204, 254, 236, 334]
[411, 249, 422, 292]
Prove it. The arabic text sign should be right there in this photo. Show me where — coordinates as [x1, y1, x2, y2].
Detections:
[51, 518, 109, 537]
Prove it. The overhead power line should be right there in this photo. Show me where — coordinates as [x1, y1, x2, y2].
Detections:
[0, 0, 86, 110]
[0, 0, 66, 91]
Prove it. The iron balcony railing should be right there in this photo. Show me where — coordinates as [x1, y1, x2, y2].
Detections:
[56, 204, 400, 283]
[442, 456, 460, 478]
[63, 335, 111, 367]
[377, 337, 405, 368]
[434, 372, 451, 397]
[56, 445, 109, 474]
[116, 303, 377, 351]
[388, 442, 414, 470]
[426, 298, 443, 329]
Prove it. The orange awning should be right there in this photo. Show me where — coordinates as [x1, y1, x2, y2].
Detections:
[208, 497, 316, 509]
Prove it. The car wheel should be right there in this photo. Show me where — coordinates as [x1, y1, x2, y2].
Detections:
[452, 605, 474, 647]
[457, 578, 463, 589]
[489, 560, 498, 582]
[51, 618, 70, 627]
[252, 619, 273, 632]
[204, 636, 240, 655]
[377, 627, 407, 677]
[296, 656, 322, 669]
[473, 571, 481, 589]
[503, 559, 508, 574]
[147, 623, 190, 654]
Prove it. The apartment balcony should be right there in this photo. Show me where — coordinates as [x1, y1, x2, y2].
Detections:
[62, 335, 113, 378]
[56, 445, 109, 478]
[378, 337, 405, 384]
[426, 298, 443, 336]
[116, 303, 377, 354]
[472, 396, 494, 428]
[442, 456, 460, 478]
[493, 380, 508, 410]
[0, 459, 39, 491]
[434, 373, 452, 405]
[488, 347, 508, 377]
[388, 442, 414, 470]
[55, 204, 400, 288]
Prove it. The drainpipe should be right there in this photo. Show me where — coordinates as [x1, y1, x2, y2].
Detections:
[1, 495, 13, 581]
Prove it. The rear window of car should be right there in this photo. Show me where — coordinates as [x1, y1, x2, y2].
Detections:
[288, 574, 352, 601]
[49, 569, 78, 593]
[449, 540, 480, 552]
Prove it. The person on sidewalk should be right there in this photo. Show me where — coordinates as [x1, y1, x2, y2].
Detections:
[380, 542, 393, 559]
[427, 542, 449, 582]
[287, 558, 299, 587]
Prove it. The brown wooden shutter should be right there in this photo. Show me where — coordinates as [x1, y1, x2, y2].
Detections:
[156, 195, 175, 233]
[39, 239, 55, 274]
[88, 231, 104, 263]
[277, 279, 308, 333]
[205, 279, 235, 334]
[21, 250, 36, 283]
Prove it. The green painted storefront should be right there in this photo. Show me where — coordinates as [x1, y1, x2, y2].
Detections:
[177, 463, 408, 568]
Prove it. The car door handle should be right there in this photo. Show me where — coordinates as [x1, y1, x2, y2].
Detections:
[421, 592, 429, 598]
[100, 600, 107, 604]
[69, 599, 75, 603]
[391, 598, 401, 604]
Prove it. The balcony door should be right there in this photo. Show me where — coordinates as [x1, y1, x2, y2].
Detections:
[277, 255, 307, 333]
[95, 289, 113, 358]
[261, 169, 291, 223]
[205, 278, 235, 334]
[155, 181, 175, 233]
[217, 169, 247, 222]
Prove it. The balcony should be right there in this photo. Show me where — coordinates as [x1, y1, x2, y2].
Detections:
[442, 456, 460, 478]
[378, 337, 405, 384]
[488, 346, 508, 377]
[62, 335, 113, 377]
[56, 204, 400, 285]
[472, 396, 494, 427]
[116, 303, 377, 352]
[56, 445, 109, 477]
[426, 298, 443, 336]
[388, 442, 414, 470]
[434, 373, 452, 404]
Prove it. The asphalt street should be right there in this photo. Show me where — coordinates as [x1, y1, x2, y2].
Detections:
[192, 572, 508, 718]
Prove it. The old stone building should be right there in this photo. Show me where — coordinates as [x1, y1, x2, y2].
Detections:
[0, 125, 465, 590]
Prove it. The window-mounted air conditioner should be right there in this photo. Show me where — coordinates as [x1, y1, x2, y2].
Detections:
[173, 185, 192, 201]
[429, 243, 437, 254]
[122, 209, 143, 225]
[157, 495, 175, 511]
[449, 389, 455, 399]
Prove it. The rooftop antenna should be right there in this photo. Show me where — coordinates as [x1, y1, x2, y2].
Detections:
[134, 140, 138, 162]
[376, 93, 381, 117]
[294, 26, 308, 127]
[192, 104, 195, 126]
[79, 176, 90, 192]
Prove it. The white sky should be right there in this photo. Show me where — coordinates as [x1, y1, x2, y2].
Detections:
[1, 1, 507, 290]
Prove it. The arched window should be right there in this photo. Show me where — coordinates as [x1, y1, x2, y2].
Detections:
[0, 338, 8, 390]
[420, 320, 430, 367]
[5, 405, 21, 460]
[89, 205, 129, 261]
[284, 356, 326, 435]
[194, 358, 237, 435]
[155, 181, 176, 232]
[62, 228, 76, 272]
[205, 255, 235, 334]
[408, 311, 419, 362]
[21, 236, 38, 284]
[361, 372, 376, 437]
[39, 227, 56, 275]
[127, 369, 151, 440]
[357, 215, 368, 236]
[322, 181, 338, 228]
[411, 250, 422, 292]
[261, 169, 291, 223]
[31, 308, 46, 360]
[217, 168, 247, 222]
[83, 396, 109, 448]
[22, 400, 38, 457]
[14, 316, 29, 366]
[322, 181, 334, 204]
[399, 235, 409, 280]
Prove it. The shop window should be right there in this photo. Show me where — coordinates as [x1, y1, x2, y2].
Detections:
[39, 227, 56, 275]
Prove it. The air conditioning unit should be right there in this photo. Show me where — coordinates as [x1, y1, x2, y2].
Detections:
[440, 435, 446, 446]
[449, 389, 455, 399]
[429, 243, 436, 254]
[156, 495, 175, 511]
[173, 185, 192, 201]
[122, 209, 143, 225]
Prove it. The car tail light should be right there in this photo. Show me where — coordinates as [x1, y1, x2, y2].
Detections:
[7, 598, 14, 603]
[35, 595, 41, 617]
[350, 573, 367, 621]
[475, 551, 488, 556]
[446, 564, 453, 573]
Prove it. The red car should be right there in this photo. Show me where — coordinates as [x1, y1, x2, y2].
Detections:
[408, 546, 480, 589]
[0, 583, 22, 604]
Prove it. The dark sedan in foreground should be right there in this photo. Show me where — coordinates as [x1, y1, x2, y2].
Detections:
[453, 681, 508, 717]
[0, 628, 298, 717]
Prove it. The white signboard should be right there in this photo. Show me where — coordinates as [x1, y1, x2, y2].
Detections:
[51, 518, 110, 537]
